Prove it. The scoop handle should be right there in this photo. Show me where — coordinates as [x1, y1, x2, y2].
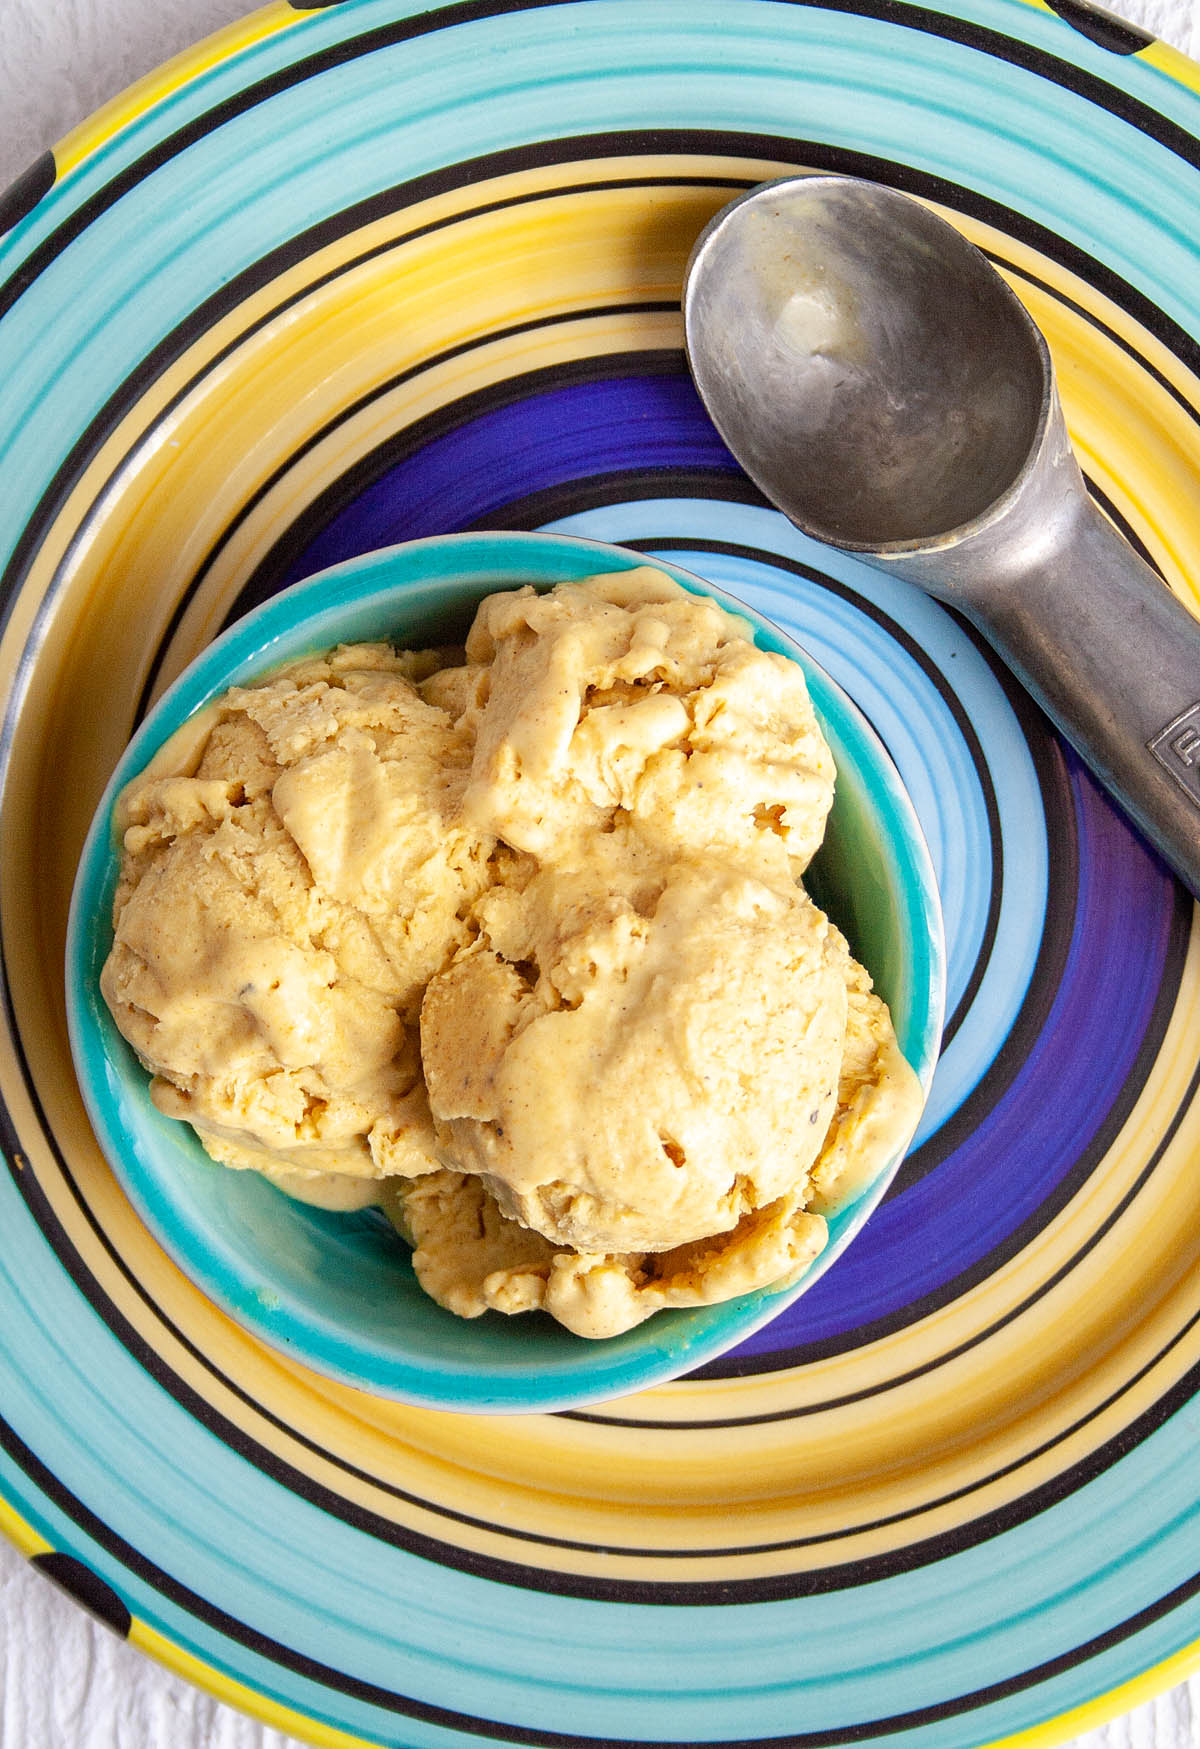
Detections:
[966, 495, 1200, 898]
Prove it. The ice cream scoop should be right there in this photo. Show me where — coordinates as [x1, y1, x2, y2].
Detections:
[683, 174, 1200, 896]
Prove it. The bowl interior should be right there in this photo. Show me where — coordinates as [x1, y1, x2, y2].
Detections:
[66, 531, 943, 1413]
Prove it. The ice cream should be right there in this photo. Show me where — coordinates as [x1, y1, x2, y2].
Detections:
[100, 642, 485, 1194]
[457, 566, 835, 876]
[100, 568, 924, 1337]
[421, 853, 847, 1254]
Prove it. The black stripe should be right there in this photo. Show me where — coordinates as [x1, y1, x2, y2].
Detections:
[0, 159, 747, 664]
[1, 0, 1199, 331]
[792, 0, 1177, 145]
[0, 2, 563, 324]
[0, 153, 55, 239]
[31, 1551, 132, 1638]
[995, 253, 1200, 438]
[219, 352, 704, 614]
[1087, 480, 1163, 568]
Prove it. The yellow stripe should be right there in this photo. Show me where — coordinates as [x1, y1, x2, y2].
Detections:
[0, 1494, 52, 1559]
[980, 1636, 1200, 1748]
[53, 4, 303, 177]
[1141, 38, 1200, 91]
[129, 1619, 384, 1748]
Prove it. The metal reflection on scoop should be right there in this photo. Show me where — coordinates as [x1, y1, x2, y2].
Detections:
[683, 174, 1200, 896]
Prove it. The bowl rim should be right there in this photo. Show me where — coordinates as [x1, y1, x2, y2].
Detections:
[65, 529, 945, 1413]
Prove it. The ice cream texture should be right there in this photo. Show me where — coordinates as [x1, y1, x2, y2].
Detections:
[100, 568, 923, 1337]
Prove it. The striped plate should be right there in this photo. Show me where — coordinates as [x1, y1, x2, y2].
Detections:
[1, 1, 1198, 1746]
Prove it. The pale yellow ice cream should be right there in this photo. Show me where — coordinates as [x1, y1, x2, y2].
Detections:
[421, 849, 847, 1254]
[101, 642, 493, 1191]
[100, 568, 924, 1338]
[460, 566, 835, 876]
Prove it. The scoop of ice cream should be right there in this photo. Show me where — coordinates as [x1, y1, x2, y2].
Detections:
[391, 882, 922, 1337]
[99, 571, 926, 1341]
[419, 842, 848, 1254]
[458, 568, 836, 878]
[100, 644, 494, 1181]
[387, 914, 921, 1337]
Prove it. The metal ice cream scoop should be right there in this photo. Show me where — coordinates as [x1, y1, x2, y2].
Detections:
[683, 174, 1200, 897]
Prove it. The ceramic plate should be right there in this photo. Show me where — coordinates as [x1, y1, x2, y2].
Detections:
[1, 1, 1199, 1745]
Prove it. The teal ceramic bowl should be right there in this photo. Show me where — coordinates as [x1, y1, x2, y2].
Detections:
[66, 531, 944, 1413]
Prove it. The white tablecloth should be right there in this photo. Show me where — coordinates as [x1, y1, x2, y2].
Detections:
[1, 1, 1198, 1744]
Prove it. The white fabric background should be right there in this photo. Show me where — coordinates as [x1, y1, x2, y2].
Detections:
[1, 0, 1198, 1744]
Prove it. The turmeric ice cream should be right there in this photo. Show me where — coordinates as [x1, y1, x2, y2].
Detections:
[458, 565, 835, 875]
[100, 641, 484, 1195]
[100, 568, 923, 1337]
